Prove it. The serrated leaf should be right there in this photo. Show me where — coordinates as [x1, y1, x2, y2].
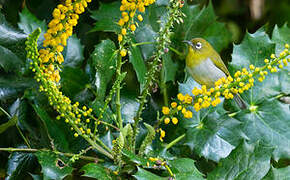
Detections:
[208, 141, 273, 180]
[80, 163, 112, 180]
[135, 25, 157, 60]
[35, 151, 73, 180]
[133, 167, 166, 180]
[0, 115, 17, 134]
[175, 2, 231, 52]
[6, 146, 37, 180]
[263, 166, 290, 180]
[162, 52, 178, 83]
[122, 149, 155, 168]
[120, 93, 140, 124]
[168, 158, 204, 180]
[272, 24, 290, 54]
[0, 45, 23, 72]
[90, 2, 121, 33]
[89, 40, 117, 100]
[18, 7, 46, 44]
[129, 42, 147, 89]
[63, 35, 84, 67]
[235, 99, 290, 161]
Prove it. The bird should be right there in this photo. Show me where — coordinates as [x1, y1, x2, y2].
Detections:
[183, 38, 247, 109]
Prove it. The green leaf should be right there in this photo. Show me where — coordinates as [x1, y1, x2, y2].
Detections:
[175, 2, 231, 52]
[0, 77, 35, 101]
[120, 93, 140, 124]
[208, 141, 274, 180]
[80, 163, 112, 180]
[90, 2, 121, 33]
[18, 7, 46, 44]
[122, 149, 154, 168]
[168, 158, 204, 180]
[133, 167, 166, 180]
[35, 151, 73, 180]
[135, 25, 157, 60]
[32, 103, 70, 152]
[89, 39, 117, 100]
[162, 52, 178, 83]
[60, 67, 89, 99]
[0, 115, 17, 134]
[272, 24, 290, 54]
[63, 35, 84, 67]
[263, 166, 290, 180]
[0, 45, 24, 72]
[6, 148, 37, 180]
[235, 99, 290, 160]
[129, 42, 147, 88]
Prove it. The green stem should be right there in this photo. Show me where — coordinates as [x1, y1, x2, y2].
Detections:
[161, 58, 169, 106]
[132, 41, 154, 46]
[116, 54, 123, 130]
[0, 147, 103, 162]
[168, 46, 183, 57]
[165, 134, 185, 150]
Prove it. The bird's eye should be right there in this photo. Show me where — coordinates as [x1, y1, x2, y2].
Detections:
[195, 42, 202, 49]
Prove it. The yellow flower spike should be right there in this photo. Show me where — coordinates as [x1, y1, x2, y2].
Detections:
[121, 28, 127, 35]
[172, 117, 178, 124]
[171, 102, 177, 108]
[137, 14, 143, 21]
[162, 106, 170, 115]
[164, 117, 170, 124]
[120, 49, 127, 57]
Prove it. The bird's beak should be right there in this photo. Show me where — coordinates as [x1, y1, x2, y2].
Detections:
[182, 40, 194, 47]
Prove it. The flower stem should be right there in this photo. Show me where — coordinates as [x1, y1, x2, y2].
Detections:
[116, 54, 123, 130]
[165, 133, 185, 150]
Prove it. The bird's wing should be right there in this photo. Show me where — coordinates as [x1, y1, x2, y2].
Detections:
[210, 54, 230, 76]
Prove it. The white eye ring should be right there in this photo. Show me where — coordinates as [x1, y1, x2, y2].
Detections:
[196, 42, 202, 49]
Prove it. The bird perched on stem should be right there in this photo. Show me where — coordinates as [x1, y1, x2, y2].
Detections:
[183, 38, 246, 109]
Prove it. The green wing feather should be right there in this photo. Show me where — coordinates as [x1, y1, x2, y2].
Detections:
[210, 51, 230, 76]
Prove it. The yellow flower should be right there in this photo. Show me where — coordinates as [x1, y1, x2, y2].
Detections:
[130, 24, 136, 31]
[164, 117, 170, 124]
[171, 102, 177, 108]
[120, 49, 127, 57]
[162, 106, 170, 115]
[137, 14, 143, 21]
[121, 28, 127, 35]
[172, 117, 178, 124]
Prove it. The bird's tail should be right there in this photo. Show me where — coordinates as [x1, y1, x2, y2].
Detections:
[234, 94, 247, 109]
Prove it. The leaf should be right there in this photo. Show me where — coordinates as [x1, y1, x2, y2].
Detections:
[129, 42, 147, 88]
[175, 2, 231, 52]
[90, 1, 121, 33]
[6, 146, 37, 180]
[0, 45, 23, 72]
[272, 24, 290, 54]
[89, 39, 117, 100]
[63, 35, 84, 68]
[0, 115, 17, 134]
[60, 67, 89, 99]
[168, 158, 204, 180]
[263, 166, 290, 180]
[80, 163, 112, 180]
[0, 77, 35, 101]
[235, 99, 290, 161]
[18, 7, 46, 44]
[162, 52, 178, 83]
[208, 141, 273, 180]
[120, 93, 140, 124]
[122, 149, 154, 168]
[135, 25, 157, 60]
[133, 167, 166, 180]
[35, 151, 73, 180]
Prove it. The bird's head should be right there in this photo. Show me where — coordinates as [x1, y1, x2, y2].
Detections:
[183, 38, 214, 58]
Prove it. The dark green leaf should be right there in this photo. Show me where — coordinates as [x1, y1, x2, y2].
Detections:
[0, 13, 27, 61]
[63, 35, 84, 68]
[89, 39, 117, 100]
[80, 163, 112, 180]
[129, 42, 147, 88]
[35, 151, 73, 180]
[133, 167, 166, 180]
[162, 52, 178, 83]
[272, 24, 290, 54]
[235, 99, 290, 160]
[122, 149, 154, 168]
[208, 141, 273, 180]
[60, 67, 89, 99]
[135, 25, 157, 60]
[0, 115, 17, 134]
[32, 104, 70, 152]
[6, 146, 37, 180]
[0, 45, 23, 72]
[120, 93, 140, 124]
[168, 158, 204, 180]
[175, 2, 231, 52]
[263, 166, 290, 180]
[90, 2, 121, 33]
[18, 7, 46, 44]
